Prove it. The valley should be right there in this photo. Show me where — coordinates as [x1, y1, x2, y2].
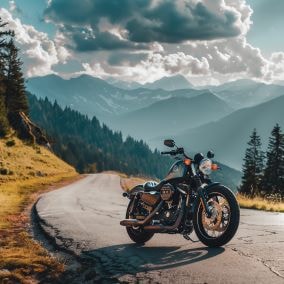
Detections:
[27, 74, 284, 175]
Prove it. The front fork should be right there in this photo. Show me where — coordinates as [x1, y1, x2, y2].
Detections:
[191, 163, 212, 217]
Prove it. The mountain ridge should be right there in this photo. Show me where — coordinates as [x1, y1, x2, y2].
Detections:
[109, 91, 233, 140]
[175, 94, 284, 170]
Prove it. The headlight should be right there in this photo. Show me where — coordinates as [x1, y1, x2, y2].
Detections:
[199, 158, 212, 175]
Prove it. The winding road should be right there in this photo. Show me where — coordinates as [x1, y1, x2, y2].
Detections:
[35, 174, 284, 283]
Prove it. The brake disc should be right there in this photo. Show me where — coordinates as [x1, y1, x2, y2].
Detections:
[202, 200, 223, 231]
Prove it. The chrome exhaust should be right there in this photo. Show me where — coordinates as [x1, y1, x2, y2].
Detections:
[120, 200, 164, 227]
[143, 199, 185, 232]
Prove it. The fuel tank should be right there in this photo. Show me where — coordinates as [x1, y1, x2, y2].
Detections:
[164, 160, 187, 181]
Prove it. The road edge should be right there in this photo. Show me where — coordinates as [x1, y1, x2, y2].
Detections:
[31, 176, 120, 283]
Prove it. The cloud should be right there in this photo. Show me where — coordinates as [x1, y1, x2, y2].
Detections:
[268, 52, 284, 81]
[0, 8, 70, 77]
[3, 0, 284, 84]
[44, 0, 250, 52]
[63, 25, 150, 52]
[108, 52, 149, 66]
[77, 36, 275, 85]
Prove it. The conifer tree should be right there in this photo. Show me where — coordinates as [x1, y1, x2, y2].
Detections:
[0, 92, 9, 137]
[262, 124, 284, 195]
[0, 18, 11, 136]
[239, 129, 264, 197]
[5, 39, 28, 127]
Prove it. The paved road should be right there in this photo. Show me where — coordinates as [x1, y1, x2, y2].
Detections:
[36, 174, 284, 283]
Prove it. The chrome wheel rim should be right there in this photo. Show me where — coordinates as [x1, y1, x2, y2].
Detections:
[200, 193, 231, 238]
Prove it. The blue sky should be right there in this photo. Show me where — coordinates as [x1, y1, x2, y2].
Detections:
[246, 0, 284, 55]
[1, 0, 55, 35]
[0, 0, 283, 85]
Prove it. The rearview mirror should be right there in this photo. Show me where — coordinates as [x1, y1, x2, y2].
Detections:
[164, 139, 175, 148]
[207, 150, 215, 159]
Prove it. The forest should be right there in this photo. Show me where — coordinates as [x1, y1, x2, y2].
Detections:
[28, 94, 172, 178]
[240, 126, 284, 197]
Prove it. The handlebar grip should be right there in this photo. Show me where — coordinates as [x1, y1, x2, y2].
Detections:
[161, 151, 171, 155]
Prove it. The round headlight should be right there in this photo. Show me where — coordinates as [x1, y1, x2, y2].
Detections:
[199, 158, 212, 175]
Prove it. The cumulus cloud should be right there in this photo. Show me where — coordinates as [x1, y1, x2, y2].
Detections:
[3, 0, 284, 84]
[0, 8, 70, 77]
[44, 0, 250, 52]
[268, 52, 284, 81]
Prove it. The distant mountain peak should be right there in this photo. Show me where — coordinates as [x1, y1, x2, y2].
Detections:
[143, 74, 194, 91]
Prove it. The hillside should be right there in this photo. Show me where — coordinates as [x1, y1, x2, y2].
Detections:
[175, 94, 284, 170]
[210, 79, 284, 109]
[28, 94, 173, 179]
[0, 136, 75, 186]
[111, 91, 232, 140]
[27, 94, 241, 189]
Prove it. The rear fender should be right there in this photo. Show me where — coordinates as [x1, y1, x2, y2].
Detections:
[122, 185, 144, 199]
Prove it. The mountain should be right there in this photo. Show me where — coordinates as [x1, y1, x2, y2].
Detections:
[110, 91, 233, 141]
[28, 93, 241, 189]
[28, 93, 174, 178]
[175, 94, 284, 170]
[106, 78, 143, 90]
[273, 80, 284, 86]
[27, 74, 125, 119]
[27, 75, 200, 121]
[143, 75, 193, 90]
[209, 79, 284, 109]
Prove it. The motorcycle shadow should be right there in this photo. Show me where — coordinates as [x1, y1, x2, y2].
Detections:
[82, 244, 225, 279]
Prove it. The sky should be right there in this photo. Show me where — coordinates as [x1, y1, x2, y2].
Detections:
[0, 0, 284, 86]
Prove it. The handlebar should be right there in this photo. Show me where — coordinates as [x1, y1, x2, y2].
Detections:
[161, 150, 177, 156]
[161, 147, 191, 159]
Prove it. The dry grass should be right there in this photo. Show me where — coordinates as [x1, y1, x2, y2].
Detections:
[237, 194, 284, 213]
[103, 171, 149, 192]
[0, 136, 78, 283]
[120, 175, 150, 192]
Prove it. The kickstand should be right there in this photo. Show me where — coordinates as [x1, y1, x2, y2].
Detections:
[183, 234, 200, 243]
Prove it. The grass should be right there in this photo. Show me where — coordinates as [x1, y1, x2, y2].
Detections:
[120, 175, 148, 192]
[237, 194, 284, 213]
[0, 136, 78, 283]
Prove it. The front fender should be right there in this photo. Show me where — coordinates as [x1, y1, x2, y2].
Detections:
[203, 182, 221, 191]
[193, 182, 221, 212]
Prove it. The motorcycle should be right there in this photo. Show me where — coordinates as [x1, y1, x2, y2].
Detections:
[120, 139, 240, 247]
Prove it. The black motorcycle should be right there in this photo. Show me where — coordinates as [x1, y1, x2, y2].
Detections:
[120, 139, 240, 247]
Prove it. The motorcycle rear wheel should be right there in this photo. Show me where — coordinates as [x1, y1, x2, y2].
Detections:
[126, 199, 155, 244]
[193, 185, 240, 247]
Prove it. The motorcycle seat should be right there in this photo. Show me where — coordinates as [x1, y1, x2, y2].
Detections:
[143, 181, 160, 192]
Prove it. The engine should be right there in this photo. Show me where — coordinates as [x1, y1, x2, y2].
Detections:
[159, 184, 179, 225]
[159, 205, 179, 225]
[133, 184, 178, 225]
[160, 184, 174, 201]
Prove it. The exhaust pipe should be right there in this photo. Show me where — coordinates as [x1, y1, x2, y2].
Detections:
[143, 199, 185, 232]
[120, 200, 164, 227]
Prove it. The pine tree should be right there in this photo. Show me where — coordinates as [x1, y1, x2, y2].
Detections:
[0, 18, 11, 136]
[239, 129, 265, 197]
[262, 124, 284, 195]
[5, 39, 28, 127]
[0, 92, 9, 137]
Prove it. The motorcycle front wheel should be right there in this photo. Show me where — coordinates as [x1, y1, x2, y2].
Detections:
[125, 199, 155, 244]
[193, 185, 240, 247]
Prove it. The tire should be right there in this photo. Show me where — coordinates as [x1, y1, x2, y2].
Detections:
[125, 199, 154, 244]
[193, 185, 240, 247]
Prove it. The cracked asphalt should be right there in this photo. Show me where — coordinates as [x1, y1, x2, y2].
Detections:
[36, 174, 284, 283]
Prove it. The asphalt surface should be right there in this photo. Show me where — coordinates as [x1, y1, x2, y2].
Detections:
[36, 174, 284, 283]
